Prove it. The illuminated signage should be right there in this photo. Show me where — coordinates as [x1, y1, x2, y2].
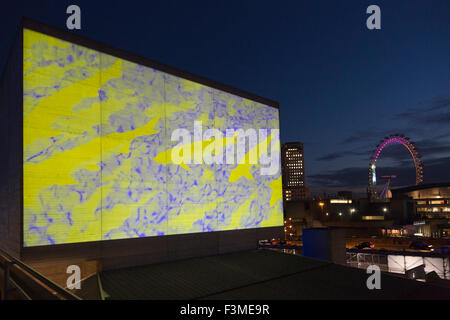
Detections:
[330, 199, 352, 204]
[362, 216, 384, 221]
[23, 29, 283, 246]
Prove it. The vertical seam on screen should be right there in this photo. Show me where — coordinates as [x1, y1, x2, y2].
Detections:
[213, 89, 219, 238]
[164, 73, 168, 236]
[100, 53, 103, 243]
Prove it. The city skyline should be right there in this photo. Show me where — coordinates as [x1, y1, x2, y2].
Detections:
[1, 1, 449, 195]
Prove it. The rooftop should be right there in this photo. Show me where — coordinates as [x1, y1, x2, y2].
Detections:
[392, 182, 450, 194]
[100, 249, 450, 299]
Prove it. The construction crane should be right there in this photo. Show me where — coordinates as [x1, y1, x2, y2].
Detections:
[379, 175, 397, 199]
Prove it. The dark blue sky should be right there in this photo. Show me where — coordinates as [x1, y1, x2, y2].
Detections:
[2, 0, 450, 195]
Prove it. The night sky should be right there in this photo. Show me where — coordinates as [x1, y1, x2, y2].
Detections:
[2, 0, 450, 196]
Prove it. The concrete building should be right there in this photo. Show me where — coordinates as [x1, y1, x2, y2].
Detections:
[281, 142, 309, 201]
[0, 18, 283, 272]
[391, 183, 450, 238]
[284, 197, 395, 239]
[283, 183, 450, 239]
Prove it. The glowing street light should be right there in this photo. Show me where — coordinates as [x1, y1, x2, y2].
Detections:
[318, 202, 325, 217]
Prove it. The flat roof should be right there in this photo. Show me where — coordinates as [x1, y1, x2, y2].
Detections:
[392, 183, 450, 194]
[100, 249, 450, 299]
[21, 17, 279, 109]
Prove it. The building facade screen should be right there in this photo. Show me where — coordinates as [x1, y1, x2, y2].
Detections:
[23, 29, 283, 247]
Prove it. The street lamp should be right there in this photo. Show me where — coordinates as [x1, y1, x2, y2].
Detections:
[318, 202, 325, 218]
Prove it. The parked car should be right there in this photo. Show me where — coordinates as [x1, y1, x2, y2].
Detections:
[270, 238, 279, 245]
[409, 241, 434, 251]
[353, 242, 374, 249]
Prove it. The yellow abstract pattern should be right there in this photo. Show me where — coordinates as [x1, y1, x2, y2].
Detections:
[23, 29, 283, 246]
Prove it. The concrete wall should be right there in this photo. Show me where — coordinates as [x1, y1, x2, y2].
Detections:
[22, 226, 284, 271]
[0, 25, 22, 258]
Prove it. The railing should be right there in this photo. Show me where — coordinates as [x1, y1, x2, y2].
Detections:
[346, 248, 450, 280]
[0, 248, 81, 300]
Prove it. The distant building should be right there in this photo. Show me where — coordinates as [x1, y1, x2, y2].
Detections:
[391, 183, 450, 238]
[283, 198, 393, 239]
[281, 142, 309, 201]
[284, 183, 450, 239]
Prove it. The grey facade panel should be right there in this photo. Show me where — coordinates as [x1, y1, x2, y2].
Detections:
[22, 227, 284, 270]
[0, 24, 22, 258]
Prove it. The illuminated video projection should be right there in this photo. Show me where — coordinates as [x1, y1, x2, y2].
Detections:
[23, 29, 283, 246]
